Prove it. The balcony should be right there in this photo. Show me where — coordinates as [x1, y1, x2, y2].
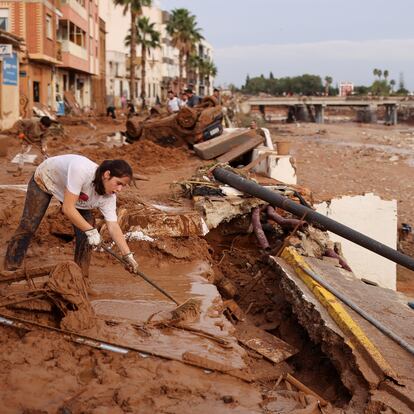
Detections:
[61, 0, 87, 20]
[61, 40, 86, 60]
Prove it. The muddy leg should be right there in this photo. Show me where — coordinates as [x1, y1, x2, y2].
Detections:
[73, 210, 94, 277]
[4, 176, 52, 270]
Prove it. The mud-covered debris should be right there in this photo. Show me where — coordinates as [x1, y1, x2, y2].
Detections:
[46, 261, 97, 332]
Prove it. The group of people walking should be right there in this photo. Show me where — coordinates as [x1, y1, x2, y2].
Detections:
[167, 87, 221, 113]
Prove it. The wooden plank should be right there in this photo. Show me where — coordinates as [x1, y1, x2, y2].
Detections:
[193, 129, 258, 160]
[236, 323, 297, 364]
[0, 265, 54, 284]
[216, 135, 264, 163]
[285, 373, 328, 406]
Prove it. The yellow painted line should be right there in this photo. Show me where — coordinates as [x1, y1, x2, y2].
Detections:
[281, 246, 397, 380]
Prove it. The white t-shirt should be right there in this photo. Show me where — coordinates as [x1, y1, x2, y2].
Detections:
[34, 154, 117, 222]
[167, 97, 180, 113]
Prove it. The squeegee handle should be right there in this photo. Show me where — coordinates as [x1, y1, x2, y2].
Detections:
[100, 244, 180, 305]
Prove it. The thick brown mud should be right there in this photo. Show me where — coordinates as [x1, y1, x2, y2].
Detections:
[0, 119, 413, 413]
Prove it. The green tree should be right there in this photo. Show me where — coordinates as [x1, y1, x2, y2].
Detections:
[241, 73, 323, 95]
[371, 80, 390, 96]
[113, 0, 152, 101]
[383, 69, 389, 82]
[397, 72, 409, 95]
[324, 76, 333, 96]
[125, 16, 160, 109]
[354, 85, 370, 95]
[198, 57, 217, 94]
[390, 79, 396, 92]
[166, 8, 203, 89]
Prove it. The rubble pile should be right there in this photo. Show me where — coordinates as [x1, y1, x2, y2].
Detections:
[126, 96, 223, 146]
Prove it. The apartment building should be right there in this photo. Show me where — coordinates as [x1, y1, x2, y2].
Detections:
[100, 1, 214, 108]
[0, 29, 23, 129]
[0, 0, 62, 116]
[56, 0, 101, 109]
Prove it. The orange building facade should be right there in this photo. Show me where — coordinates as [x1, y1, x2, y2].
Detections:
[1, 0, 61, 116]
[57, 0, 101, 110]
[0, 0, 103, 119]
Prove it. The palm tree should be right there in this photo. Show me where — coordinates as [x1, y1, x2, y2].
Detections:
[390, 79, 396, 92]
[166, 8, 203, 89]
[198, 57, 217, 95]
[125, 16, 160, 109]
[324, 76, 333, 96]
[186, 53, 200, 87]
[113, 0, 152, 101]
[383, 69, 389, 83]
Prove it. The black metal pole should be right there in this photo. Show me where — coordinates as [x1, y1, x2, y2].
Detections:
[213, 167, 414, 272]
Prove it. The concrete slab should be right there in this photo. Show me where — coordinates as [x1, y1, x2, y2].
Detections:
[272, 254, 414, 413]
[216, 135, 264, 163]
[315, 194, 397, 290]
[193, 129, 258, 160]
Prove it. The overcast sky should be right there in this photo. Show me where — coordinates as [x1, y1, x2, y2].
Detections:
[157, 0, 414, 89]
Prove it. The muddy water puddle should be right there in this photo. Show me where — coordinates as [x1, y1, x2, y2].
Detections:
[89, 258, 247, 369]
[92, 260, 210, 322]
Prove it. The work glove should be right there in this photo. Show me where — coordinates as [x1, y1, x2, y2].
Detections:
[122, 252, 139, 273]
[85, 228, 101, 246]
[41, 145, 49, 158]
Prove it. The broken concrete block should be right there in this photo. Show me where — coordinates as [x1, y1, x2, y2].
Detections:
[251, 148, 297, 184]
[194, 196, 265, 230]
[216, 135, 264, 163]
[193, 129, 259, 160]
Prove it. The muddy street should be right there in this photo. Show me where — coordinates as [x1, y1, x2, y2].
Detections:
[0, 116, 413, 414]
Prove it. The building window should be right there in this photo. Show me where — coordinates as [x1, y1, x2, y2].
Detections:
[0, 8, 9, 31]
[69, 22, 85, 48]
[46, 14, 53, 39]
[33, 81, 40, 103]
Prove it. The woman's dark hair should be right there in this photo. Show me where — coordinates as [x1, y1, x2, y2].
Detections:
[93, 159, 133, 195]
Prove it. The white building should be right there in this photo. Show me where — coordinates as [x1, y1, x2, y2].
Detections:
[339, 81, 354, 97]
[99, 1, 214, 107]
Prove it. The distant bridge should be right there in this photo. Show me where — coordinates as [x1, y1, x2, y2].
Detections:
[246, 96, 402, 124]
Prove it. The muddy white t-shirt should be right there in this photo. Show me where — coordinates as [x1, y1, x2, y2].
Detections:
[34, 154, 117, 222]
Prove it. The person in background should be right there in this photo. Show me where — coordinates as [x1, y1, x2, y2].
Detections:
[250, 119, 266, 138]
[15, 116, 53, 158]
[4, 155, 139, 278]
[106, 94, 116, 119]
[121, 95, 127, 110]
[213, 88, 222, 104]
[179, 91, 188, 108]
[126, 100, 136, 118]
[166, 90, 180, 113]
[106, 106, 116, 119]
[185, 88, 201, 107]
